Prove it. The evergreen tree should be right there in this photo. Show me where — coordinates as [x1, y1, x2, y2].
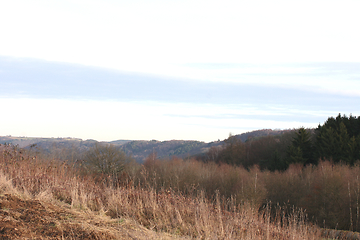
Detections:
[336, 122, 351, 163]
[287, 128, 315, 165]
[266, 149, 287, 171]
[315, 114, 360, 164]
[348, 136, 359, 164]
[316, 126, 337, 161]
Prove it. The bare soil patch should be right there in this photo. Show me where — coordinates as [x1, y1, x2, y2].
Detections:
[0, 193, 111, 239]
[0, 193, 176, 240]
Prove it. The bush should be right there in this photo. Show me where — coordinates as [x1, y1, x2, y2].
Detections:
[84, 143, 131, 177]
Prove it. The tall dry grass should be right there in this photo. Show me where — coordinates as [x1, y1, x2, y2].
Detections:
[140, 155, 360, 232]
[263, 161, 360, 231]
[0, 144, 321, 239]
[139, 157, 268, 208]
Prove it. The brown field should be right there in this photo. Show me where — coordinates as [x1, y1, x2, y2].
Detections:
[0, 143, 333, 239]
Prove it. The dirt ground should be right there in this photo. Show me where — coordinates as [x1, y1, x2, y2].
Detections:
[0, 193, 178, 240]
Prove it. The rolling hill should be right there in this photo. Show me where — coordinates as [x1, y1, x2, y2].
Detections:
[0, 129, 291, 162]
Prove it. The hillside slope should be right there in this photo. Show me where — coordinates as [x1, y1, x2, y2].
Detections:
[0, 129, 291, 162]
[0, 193, 183, 240]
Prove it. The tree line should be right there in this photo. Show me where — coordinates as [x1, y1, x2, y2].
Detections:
[69, 113, 360, 175]
[198, 114, 360, 171]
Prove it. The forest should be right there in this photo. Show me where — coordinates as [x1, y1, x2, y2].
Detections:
[197, 113, 360, 171]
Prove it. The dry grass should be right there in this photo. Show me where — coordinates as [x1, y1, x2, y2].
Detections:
[140, 156, 360, 232]
[0, 144, 321, 239]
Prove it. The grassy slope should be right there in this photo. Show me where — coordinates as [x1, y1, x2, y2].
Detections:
[0, 193, 177, 240]
[0, 144, 322, 239]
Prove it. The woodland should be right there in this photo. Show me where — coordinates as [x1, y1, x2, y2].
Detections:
[199, 113, 360, 171]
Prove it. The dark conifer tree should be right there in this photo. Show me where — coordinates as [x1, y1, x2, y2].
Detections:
[315, 114, 360, 164]
[287, 128, 315, 165]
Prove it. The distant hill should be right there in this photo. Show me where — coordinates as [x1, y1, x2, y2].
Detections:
[234, 129, 291, 142]
[0, 129, 292, 162]
[108, 139, 133, 145]
[118, 140, 222, 161]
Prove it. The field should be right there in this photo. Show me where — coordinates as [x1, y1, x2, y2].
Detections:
[1, 143, 359, 239]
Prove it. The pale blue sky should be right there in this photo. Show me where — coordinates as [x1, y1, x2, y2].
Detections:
[0, 0, 359, 142]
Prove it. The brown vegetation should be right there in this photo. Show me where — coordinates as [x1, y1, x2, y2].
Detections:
[0, 143, 325, 239]
[140, 156, 360, 232]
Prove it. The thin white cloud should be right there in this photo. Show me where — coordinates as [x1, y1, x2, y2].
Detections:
[0, 98, 331, 142]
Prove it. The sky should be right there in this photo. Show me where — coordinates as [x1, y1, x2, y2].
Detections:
[0, 0, 360, 142]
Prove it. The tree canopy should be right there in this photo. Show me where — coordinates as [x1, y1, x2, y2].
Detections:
[202, 114, 360, 171]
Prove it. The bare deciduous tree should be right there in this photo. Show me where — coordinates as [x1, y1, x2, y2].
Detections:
[84, 143, 129, 177]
